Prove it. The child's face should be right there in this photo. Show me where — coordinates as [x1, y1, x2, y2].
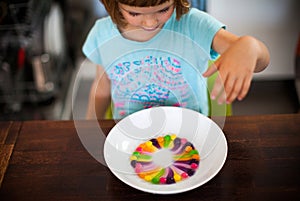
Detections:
[118, 0, 174, 32]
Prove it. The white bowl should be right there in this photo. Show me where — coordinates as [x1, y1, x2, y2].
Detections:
[104, 106, 227, 194]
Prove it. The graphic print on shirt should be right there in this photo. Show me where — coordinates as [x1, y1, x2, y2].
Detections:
[107, 50, 199, 118]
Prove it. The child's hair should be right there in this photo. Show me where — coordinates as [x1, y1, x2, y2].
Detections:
[100, 0, 190, 28]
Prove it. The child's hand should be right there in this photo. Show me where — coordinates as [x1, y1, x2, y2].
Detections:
[203, 36, 259, 104]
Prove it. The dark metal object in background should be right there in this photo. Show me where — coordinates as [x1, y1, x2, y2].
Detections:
[0, 0, 73, 115]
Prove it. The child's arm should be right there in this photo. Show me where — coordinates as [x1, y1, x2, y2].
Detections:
[203, 29, 270, 104]
[86, 65, 111, 119]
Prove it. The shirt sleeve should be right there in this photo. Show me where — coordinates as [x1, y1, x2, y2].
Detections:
[82, 21, 103, 65]
[186, 8, 226, 60]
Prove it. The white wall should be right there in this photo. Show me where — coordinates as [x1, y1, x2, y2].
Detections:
[207, 0, 300, 80]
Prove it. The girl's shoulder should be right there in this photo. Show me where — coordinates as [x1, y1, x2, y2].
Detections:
[94, 16, 114, 28]
[166, 8, 224, 36]
[166, 8, 219, 31]
[182, 8, 218, 25]
[186, 7, 209, 16]
[82, 16, 120, 64]
[91, 16, 119, 42]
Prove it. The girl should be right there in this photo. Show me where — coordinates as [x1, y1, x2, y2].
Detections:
[83, 0, 270, 119]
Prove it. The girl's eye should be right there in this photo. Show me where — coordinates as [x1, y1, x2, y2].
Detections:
[128, 12, 140, 17]
[126, 5, 172, 17]
[158, 6, 170, 13]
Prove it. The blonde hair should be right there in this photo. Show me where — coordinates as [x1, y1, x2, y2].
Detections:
[100, 0, 190, 28]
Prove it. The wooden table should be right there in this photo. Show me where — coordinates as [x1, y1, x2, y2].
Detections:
[0, 114, 299, 201]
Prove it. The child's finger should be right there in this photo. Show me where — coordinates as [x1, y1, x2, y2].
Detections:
[210, 74, 225, 101]
[237, 76, 252, 101]
[217, 90, 227, 105]
[225, 77, 242, 103]
[202, 64, 218, 77]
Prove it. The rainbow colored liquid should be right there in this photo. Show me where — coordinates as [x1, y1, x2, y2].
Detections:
[130, 134, 200, 185]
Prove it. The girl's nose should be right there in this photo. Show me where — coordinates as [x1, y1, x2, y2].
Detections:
[142, 14, 158, 29]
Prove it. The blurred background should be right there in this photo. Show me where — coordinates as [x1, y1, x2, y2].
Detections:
[0, 0, 299, 121]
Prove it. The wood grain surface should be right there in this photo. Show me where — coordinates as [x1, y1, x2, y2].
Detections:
[0, 114, 299, 201]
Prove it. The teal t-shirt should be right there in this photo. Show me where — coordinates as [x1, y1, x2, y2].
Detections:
[82, 8, 225, 119]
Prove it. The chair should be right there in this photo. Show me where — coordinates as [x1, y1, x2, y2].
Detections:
[207, 66, 232, 116]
